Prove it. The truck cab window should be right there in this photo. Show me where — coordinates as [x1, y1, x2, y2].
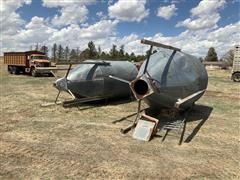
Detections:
[31, 56, 48, 60]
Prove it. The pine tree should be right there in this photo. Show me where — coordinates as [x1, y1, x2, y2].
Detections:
[98, 45, 101, 58]
[100, 51, 106, 59]
[40, 45, 48, 55]
[52, 43, 57, 62]
[69, 49, 77, 61]
[35, 43, 39, 51]
[88, 41, 97, 59]
[119, 45, 124, 60]
[221, 49, 234, 66]
[76, 47, 81, 60]
[205, 47, 218, 61]
[125, 52, 130, 60]
[110, 44, 118, 59]
[64, 46, 70, 61]
[57, 45, 64, 62]
[130, 52, 136, 61]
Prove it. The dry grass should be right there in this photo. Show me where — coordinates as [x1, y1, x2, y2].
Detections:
[0, 59, 239, 179]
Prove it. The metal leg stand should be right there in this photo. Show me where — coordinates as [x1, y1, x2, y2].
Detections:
[121, 100, 142, 134]
[55, 91, 61, 104]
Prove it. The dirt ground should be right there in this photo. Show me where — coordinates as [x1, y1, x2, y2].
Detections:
[0, 59, 239, 179]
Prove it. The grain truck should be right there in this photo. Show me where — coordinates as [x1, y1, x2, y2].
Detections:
[231, 45, 240, 82]
[4, 51, 54, 76]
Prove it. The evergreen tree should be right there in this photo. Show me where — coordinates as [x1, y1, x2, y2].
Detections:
[76, 47, 81, 60]
[100, 51, 111, 60]
[52, 43, 57, 62]
[205, 47, 218, 61]
[130, 52, 136, 61]
[69, 49, 77, 61]
[98, 45, 101, 58]
[221, 49, 234, 66]
[64, 46, 70, 61]
[125, 52, 130, 60]
[40, 45, 48, 55]
[35, 43, 39, 51]
[100, 51, 106, 59]
[88, 41, 97, 59]
[57, 45, 64, 62]
[119, 45, 124, 59]
[80, 49, 90, 59]
[136, 55, 145, 62]
[110, 44, 118, 59]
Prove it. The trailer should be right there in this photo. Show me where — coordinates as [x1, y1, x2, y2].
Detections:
[231, 45, 240, 82]
[4, 51, 55, 77]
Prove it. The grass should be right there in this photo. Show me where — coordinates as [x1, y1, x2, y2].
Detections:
[0, 59, 239, 179]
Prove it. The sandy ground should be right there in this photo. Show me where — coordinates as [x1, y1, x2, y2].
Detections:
[0, 59, 239, 179]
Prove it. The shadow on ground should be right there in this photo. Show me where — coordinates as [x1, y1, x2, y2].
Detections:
[110, 104, 213, 144]
[62, 96, 135, 109]
[184, 104, 213, 143]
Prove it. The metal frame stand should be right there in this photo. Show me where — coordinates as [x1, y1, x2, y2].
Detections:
[160, 108, 191, 145]
[120, 100, 142, 134]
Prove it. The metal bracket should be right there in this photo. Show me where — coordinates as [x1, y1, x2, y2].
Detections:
[108, 75, 130, 84]
[141, 39, 181, 52]
[174, 90, 206, 109]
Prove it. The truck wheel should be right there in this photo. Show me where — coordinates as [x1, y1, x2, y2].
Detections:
[232, 72, 240, 82]
[8, 66, 13, 74]
[12, 66, 19, 75]
[31, 68, 38, 77]
[48, 73, 54, 77]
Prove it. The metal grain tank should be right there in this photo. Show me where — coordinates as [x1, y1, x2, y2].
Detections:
[129, 39, 208, 110]
[54, 60, 138, 99]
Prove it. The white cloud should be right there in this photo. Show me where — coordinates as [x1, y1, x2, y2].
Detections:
[1, 0, 31, 35]
[49, 19, 119, 45]
[190, 0, 225, 16]
[42, 0, 95, 8]
[176, 0, 226, 30]
[108, 0, 149, 22]
[157, 4, 177, 20]
[51, 5, 88, 26]
[1, 0, 239, 59]
[42, 0, 96, 26]
[149, 22, 240, 57]
[1, 17, 119, 54]
[0, 0, 31, 12]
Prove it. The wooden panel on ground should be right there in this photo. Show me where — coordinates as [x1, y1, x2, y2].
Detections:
[132, 114, 159, 141]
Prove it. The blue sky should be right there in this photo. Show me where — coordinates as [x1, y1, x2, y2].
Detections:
[1, 0, 240, 57]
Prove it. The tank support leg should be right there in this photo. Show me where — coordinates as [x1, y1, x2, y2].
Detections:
[55, 91, 61, 104]
[121, 100, 142, 134]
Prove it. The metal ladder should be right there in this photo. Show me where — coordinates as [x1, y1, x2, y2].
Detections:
[161, 113, 188, 145]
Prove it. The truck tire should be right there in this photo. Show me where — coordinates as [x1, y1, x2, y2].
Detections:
[48, 73, 54, 77]
[8, 66, 13, 74]
[12, 66, 19, 75]
[232, 72, 240, 82]
[31, 68, 38, 77]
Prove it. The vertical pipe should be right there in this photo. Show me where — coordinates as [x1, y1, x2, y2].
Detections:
[143, 45, 153, 74]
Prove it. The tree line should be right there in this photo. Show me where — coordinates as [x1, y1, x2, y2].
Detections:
[31, 41, 146, 63]
[31, 42, 235, 66]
